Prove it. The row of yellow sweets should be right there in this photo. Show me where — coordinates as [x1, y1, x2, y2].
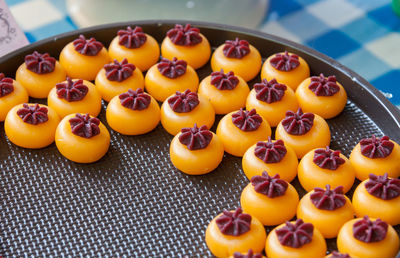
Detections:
[205, 172, 400, 257]
[0, 24, 347, 122]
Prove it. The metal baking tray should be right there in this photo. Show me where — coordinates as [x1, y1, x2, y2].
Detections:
[1, 21, 399, 257]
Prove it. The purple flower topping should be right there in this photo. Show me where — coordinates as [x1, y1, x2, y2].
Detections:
[276, 219, 314, 248]
[56, 78, 88, 102]
[17, 103, 48, 125]
[157, 57, 187, 79]
[365, 173, 400, 200]
[308, 73, 340, 96]
[104, 58, 136, 82]
[223, 38, 250, 59]
[310, 185, 346, 211]
[168, 89, 199, 113]
[254, 138, 287, 163]
[210, 69, 239, 90]
[232, 108, 262, 132]
[329, 251, 351, 258]
[251, 172, 288, 198]
[73, 35, 103, 56]
[282, 108, 314, 135]
[254, 78, 287, 104]
[313, 146, 345, 170]
[233, 249, 262, 258]
[269, 51, 300, 72]
[360, 135, 394, 159]
[119, 88, 151, 111]
[178, 124, 213, 150]
[216, 207, 251, 236]
[0, 73, 14, 97]
[167, 24, 202, 46]
[69, 113, 100, 138]
[118, 26, 147, 49]
[25, 51, 56, 74]
[353, 216, 388, 243]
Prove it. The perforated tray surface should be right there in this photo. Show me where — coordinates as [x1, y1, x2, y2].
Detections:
[1, 21, 399, 257]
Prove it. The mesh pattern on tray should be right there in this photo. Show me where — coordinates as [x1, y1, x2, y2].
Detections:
[0, 100, 384, 256]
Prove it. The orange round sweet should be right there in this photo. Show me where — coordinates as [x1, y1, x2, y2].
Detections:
[144, 62, 199, 102]
[242, 140, 298, 182]
[0, 79, 28, 122]
[55, 113, 110, 163]
[205, 211, 266, 257]
[4, 104, 60, 149]
[240, 182, 299, 226]
[295, 76, 347, 119]
[47, 79, 102, 118]
[337, 218, 400, 258]
[198, 73, 249, 115]
[160, 93, 215, 135]
[261, 52, 310, 91]
[265, 221, 327, 258]
[170, 131, 224, 175]
[211, 43, 262, 82]
[275, 114, 331, 159]
[108, 33, 160, 72]
[216, 111, 271, 157]
[352, 179, 400, 226]
[15, 61, 66, 98]
[349, 140, 400, 181]
[106, 92, 160, 135]
[59, 41, 110, 81]
[246, 86, 298, 127]
[161, 34, 211, 69]
[297, 190, 354, 238]
[297, 148, 355, 193]
[94, 64, 144, 102]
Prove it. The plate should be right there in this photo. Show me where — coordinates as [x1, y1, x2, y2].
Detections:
[0, 21, 399, 256]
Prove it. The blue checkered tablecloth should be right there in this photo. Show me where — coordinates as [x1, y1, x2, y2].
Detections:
[4, 0, 400, 109]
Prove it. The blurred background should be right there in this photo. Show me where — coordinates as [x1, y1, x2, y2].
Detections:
[1, 0, 400, 108]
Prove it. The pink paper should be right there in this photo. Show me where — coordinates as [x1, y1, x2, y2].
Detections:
[0, 0, 29, 57]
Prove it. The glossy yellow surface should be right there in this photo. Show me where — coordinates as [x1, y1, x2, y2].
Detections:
[205, 211, 266, 257]
[216, 111, 271, 157]
[261, 52, 310, 91]
[4, 104, 60, 149]
[55, 113, 110, 163]
[47, 79, 102, 118]
[295, 77, 347, 119]
[265, 221, 327, 258]
[297, 191, 354, 238]
[160, 94, 215, 135]
[15, 61, 66, 98]
[0, 80, 28, 121]
[95, 66, 144, 102]
[161, 34, 211, 69]
[59, 42, 110, 81]
[170, 131, 224, 175]
[242, 140, 298, 182]
[352, 180, 400, 226]
[108, 33, 160, 72]
[144, 63, 199, 102]
[241, 183, 299, 226]
[211, 44, 262, 82]
[228, 253, 266, 258]
[106, 93, 160, 135]
[298, 149, 355, 193]
[275, 114, 331, 159]
[246, 87, 298, 127]
[337, 218, 400, 258]
[198, 74, 249, 115]
[349, 141, 400, 181]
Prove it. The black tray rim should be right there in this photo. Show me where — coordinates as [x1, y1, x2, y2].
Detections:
[1, 19, 399, 130]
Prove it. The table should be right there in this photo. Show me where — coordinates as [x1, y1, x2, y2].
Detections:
[5, 0, 400, 108]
